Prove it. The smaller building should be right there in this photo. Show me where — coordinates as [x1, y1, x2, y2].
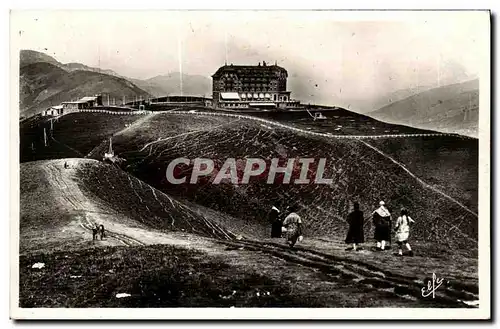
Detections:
[42, 105, 64, 116]
[146, 95, 213, 109]
[61, 95, 103, 111]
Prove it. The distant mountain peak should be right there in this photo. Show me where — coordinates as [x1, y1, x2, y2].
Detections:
[20, 49, 62, 68]
[368, 79, 479, 137]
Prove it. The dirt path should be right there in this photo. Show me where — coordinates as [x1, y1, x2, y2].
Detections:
[41, 159, 193, 248]
[218, 238, 478, 306]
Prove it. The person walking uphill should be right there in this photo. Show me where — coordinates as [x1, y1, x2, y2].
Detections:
[372, 201, 391, 251]
[282, 205, 303, 248]
[394, 208, 415, 256]
[269, 203, 282, 238]
[345, 202, 364, 251]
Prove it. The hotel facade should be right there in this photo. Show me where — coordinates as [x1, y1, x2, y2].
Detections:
[211, 61, 300, 109]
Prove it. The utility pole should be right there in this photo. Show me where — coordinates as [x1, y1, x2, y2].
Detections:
[43, 128, 47, 147]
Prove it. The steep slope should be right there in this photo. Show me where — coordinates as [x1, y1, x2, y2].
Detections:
[19, 49, 63, 68]
[20, 158, 240, 254]
[132, 73, 211, 97]
[369, 79, 479, 137]
[19, 62, 68, 111]
[79, 112, 478, 253]
[19, 63, 150, 118]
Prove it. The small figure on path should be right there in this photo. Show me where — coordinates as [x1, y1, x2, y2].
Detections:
[394, 208, 415, 256]
[372, 201, 391, 251]
[345, 201, 364, 251]
[282, 205, 303, 248]
[92, 225, 99, 241]
[99, 224, 106, 240]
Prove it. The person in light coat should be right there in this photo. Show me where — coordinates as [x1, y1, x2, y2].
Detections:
[372, 201, 391, 251]
[394, 208, 415, 256]
[282, 205, 303, 248]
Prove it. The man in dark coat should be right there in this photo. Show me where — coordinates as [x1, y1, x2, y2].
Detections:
[345, 202, 364, 251]
[269, 203, 282, 238]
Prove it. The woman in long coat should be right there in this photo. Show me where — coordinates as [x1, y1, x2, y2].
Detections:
[282, 205, 303, 248]
[269, 204, 282, 238]
[372, 201, 391, 250]
[345, 202, 364, 251]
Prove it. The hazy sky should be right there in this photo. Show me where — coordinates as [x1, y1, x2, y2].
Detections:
[11, 10, 488, 111]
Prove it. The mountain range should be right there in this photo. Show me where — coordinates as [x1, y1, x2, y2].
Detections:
[131, 73, 211, 98]
[19, 50, 150, 119]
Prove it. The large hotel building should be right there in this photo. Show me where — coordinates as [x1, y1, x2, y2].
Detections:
[211, 61, 300, 109]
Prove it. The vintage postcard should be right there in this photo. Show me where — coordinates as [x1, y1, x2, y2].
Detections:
[10, 10, 490, 320]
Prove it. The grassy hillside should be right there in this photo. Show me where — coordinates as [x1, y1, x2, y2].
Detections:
[77, 112, 478, 253]
[20, 113, 144, 162]
[367, 137, 478, 214]
[369, 79, 479, 137]
[20, 245, 306, 308]
[21, 241, 477, 308]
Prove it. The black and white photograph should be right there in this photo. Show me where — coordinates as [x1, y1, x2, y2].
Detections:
[9, 9, 491, 320]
